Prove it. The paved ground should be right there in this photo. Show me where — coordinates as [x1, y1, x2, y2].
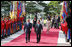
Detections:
[1, 27, 71, 46]
[57, 30, 71, 46]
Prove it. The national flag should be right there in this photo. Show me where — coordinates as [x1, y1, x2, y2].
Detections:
[10, 1, 13, 19]
[65, 1, 68, 16]
[13, 1, 15, 19]
[14, 1, 17, 19]
[17, 1, 21, 18]
[62, 1, 67, 21]
[19, 1, 22, 17]
[23, 2, 25, 16]
[17, 1, 19, 18]
[10, 2, 13, 19]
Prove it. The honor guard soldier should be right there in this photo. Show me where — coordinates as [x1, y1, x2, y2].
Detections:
[17, 17, 20, 31]
[21, 16, 24, 29]
[1, 17, 2, 39]
[5, 17, 9, 37]
[66, 16, 71, 43]
[15, 17, 18, 32]
[12, 18, 15, 33]
[14, 18, 16, 33]
[9, 18, 12, 35]
[12, 19, 14, 34]
[20, 17, 22, 29]
[7, 16, 11, 36]
[1, 17, 5, 39]
[8, 17, 12, 35]
[4, 17, 7, 38]
[4, 17, 7, 37]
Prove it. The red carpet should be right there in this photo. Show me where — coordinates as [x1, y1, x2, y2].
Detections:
[2, 27, 60, 46]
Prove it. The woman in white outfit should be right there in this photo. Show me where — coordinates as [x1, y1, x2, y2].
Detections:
[40, 18, 44, 26]
[46, 18, 51, 33]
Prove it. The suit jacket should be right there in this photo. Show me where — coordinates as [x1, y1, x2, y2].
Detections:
[24, 22, 32, 33]
[57, 16, 60, 23]
[52, 17, 55, 24]
[33, 20, 36, 28]
[35, 24, 43, 34]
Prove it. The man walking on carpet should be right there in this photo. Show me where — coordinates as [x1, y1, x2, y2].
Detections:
[35, 20, 43, 43]
[24, 19, 32, 43]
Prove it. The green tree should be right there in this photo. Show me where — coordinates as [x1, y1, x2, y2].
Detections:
[48, 1, 63, 15]
[1, 1, 11, 17]
[26, 1, 42, 14]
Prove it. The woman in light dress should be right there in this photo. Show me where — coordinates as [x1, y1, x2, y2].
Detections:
[46, 18, 51, 33]
[40, 18, 44, 26]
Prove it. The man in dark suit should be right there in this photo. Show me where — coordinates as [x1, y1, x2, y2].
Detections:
[35, 20, 43, 43]
[35, 13, 37, 22]
[33, 17, 37, 33]
[66, 16, 71, 44]
[51, 16, 55, 28]
[24, 19, 32, 43]
[57, 15, 60, 29]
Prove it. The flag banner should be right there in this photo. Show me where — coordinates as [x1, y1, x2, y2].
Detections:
[17, 1, 19, 18]
[60, 1, 64, 21]
[65, 1, 68, 16]
[19, 1, 22, 17]
[13, 1, 15, 17]
[23, 2, 25, 16]
[18, 1, 21, 18]
[61, 1, 69, 22]
[10, 1, 13, 19]
[14, 1, 17, 19]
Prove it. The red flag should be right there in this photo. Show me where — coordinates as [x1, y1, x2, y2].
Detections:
[17, 1, 19, 18]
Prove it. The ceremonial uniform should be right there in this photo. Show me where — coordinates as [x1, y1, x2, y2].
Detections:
[66, 16, 71, 42]
[14, 18, 16, 33]
[17, 17, 21, 31]
[12, 20, 14, 34]
[1, 20, 5, 38]
[7, 20, 11, 36]
[1, 21, 2, 38]
[20, 17, 22, 30]
[23, 16, 26, 24]
[15, 18, 18, 32]
[22, 17, 24, 29]
[9, 19, 12, 35]
[22, 17, 24, 25]
[10, 19, 13, 34]
[5, 20, 9, 36]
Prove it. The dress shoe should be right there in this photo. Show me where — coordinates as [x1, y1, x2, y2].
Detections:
[37, 42, 39, 43]
[67, 39, 69, 42]
[26, 42, 28, 43]
[28, 40, 30, 42]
